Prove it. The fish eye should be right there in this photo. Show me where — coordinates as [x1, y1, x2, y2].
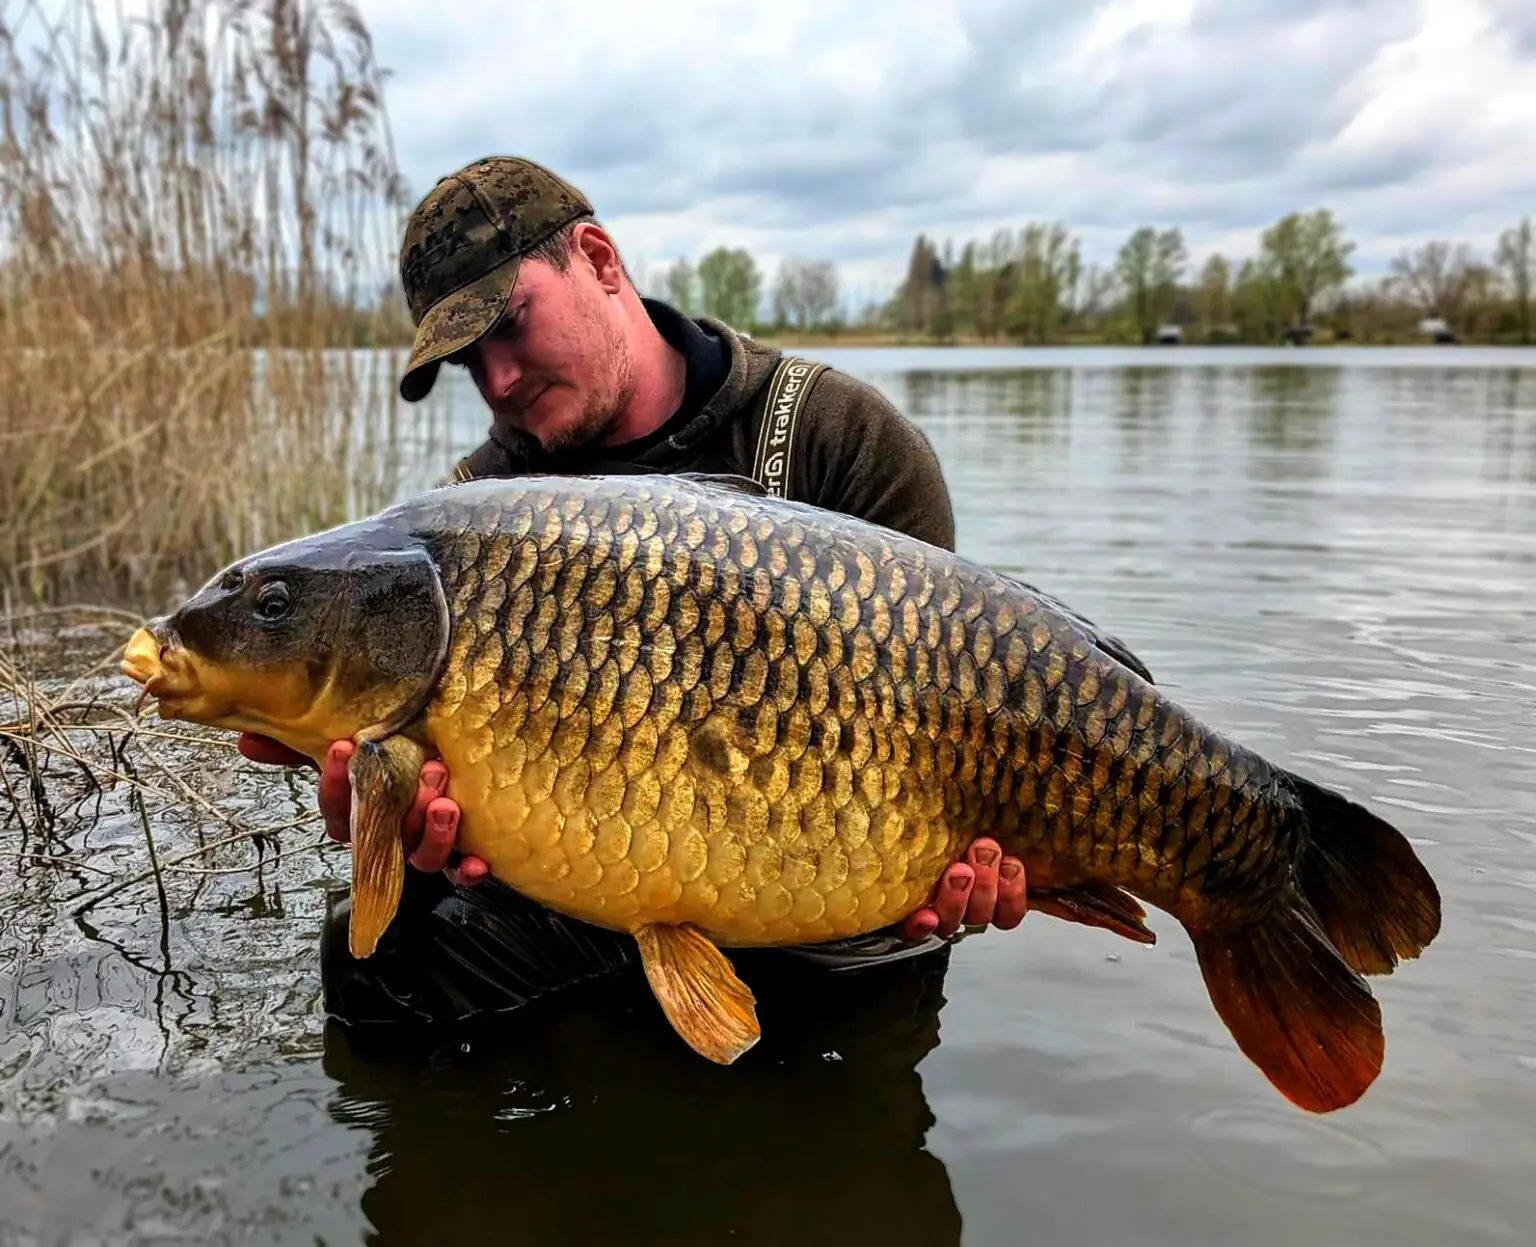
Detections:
[254, 580, 291, 622]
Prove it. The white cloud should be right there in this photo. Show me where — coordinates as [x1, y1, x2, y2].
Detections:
[357, 0, 1536, 304]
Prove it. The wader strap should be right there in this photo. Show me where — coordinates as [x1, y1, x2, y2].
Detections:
[751, 356, 828, 498]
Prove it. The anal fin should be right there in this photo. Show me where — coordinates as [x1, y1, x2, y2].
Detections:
[635, 924, 761, 1064]
[1030, 879, 1157, 945]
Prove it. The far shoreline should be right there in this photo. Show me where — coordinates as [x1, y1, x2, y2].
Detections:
[741, 332, 1536, 350]
[341, 333, 1536, 352]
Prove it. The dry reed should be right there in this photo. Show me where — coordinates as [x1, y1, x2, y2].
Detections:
[0, 0, 450, 613]
[0, 0, 455, 875]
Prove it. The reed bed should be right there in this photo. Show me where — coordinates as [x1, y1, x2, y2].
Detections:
[0, 0, 448, 874]
[0, 0, 446, 613]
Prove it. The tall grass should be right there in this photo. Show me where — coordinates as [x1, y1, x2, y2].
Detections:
[0, 0, 446, 612]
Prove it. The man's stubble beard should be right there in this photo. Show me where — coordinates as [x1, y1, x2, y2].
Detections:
[539, 303, 637, 455]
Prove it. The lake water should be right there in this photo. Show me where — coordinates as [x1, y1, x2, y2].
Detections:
[3, 346, 1535, 1244]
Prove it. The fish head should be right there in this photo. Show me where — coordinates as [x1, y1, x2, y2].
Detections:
[120, 521, 450, 763]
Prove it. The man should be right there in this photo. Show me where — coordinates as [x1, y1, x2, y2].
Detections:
[240, 155, 1027, 1027]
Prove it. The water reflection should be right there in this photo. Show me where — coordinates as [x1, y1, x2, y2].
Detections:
[324, 949, 961, 1247]
[1480, 370, 1536, 486]
[1111, 366, 1177, 427]
[1246, 366, 1341, 461]
[901, 369, 1074, 438]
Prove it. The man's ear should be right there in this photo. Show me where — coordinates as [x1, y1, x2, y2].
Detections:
[572, 222, 626, 293]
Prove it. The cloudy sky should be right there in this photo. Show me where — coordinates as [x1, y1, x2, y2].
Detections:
[362, 0, 1536, 309]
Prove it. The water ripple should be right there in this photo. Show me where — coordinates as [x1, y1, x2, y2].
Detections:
[1187, 1105, 1391, 1202]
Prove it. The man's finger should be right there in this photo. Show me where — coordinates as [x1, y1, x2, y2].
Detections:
[933, 862, 974, 938]
[409, 795, 458, 873]
[964, 838, 1001, 926]
[317, 741, 355, 845]
[402, 762, 448, 857]
[447, 855, 491, 888]
[900, 906, 941, 942]
[994, 859, 1028, 930]
[238, 733, 313, 769]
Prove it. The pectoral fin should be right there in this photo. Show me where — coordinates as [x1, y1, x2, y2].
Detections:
[634, 924, 761, 1064]
[346, 734, 427, 959]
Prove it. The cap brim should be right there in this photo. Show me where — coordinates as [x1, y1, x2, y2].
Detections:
[398, 257, 521, 402]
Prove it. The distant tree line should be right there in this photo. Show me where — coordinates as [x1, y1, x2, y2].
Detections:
[638, 249, 846, 336]
[890, 211, 1536, 346]
[338, 211, 1536, 348]
[631, 212, 1536, 346]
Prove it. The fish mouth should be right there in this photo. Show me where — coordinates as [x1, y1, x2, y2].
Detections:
[120, 624, 202, 718]
[119, 624, 304, 745]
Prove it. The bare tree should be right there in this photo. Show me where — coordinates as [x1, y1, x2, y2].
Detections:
[772, 259, 840, 330]
[1387, 240, 1489, 329]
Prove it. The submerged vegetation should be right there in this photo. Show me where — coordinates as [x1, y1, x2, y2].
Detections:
[1, 607, 332, 934]
[0, 0, 441, 612]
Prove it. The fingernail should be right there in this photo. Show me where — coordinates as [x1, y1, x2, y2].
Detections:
[973, 845, 998, 867]
[948, 873, 971, 892]
[1000, 861, 1021, 881]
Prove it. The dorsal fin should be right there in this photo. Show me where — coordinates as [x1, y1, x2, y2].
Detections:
[673, 472, 771, 497]
[1001, 574, 1157, 685]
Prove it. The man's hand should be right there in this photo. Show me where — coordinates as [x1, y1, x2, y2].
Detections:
[898, 838, 1027, 941]
[237, 734, 489, 888]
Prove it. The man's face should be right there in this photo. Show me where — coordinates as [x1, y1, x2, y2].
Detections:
[450, 225, 635, 453]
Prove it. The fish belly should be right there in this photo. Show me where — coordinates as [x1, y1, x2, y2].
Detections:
[429, 693, 974, 944]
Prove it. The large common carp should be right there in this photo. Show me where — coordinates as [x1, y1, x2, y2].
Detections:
[120, 473, 1440, 1112]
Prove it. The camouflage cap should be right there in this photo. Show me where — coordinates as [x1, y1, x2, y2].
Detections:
[396, 155, 594, 402]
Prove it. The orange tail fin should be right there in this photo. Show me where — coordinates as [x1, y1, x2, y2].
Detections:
[1193, 891, 1383, 1113]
